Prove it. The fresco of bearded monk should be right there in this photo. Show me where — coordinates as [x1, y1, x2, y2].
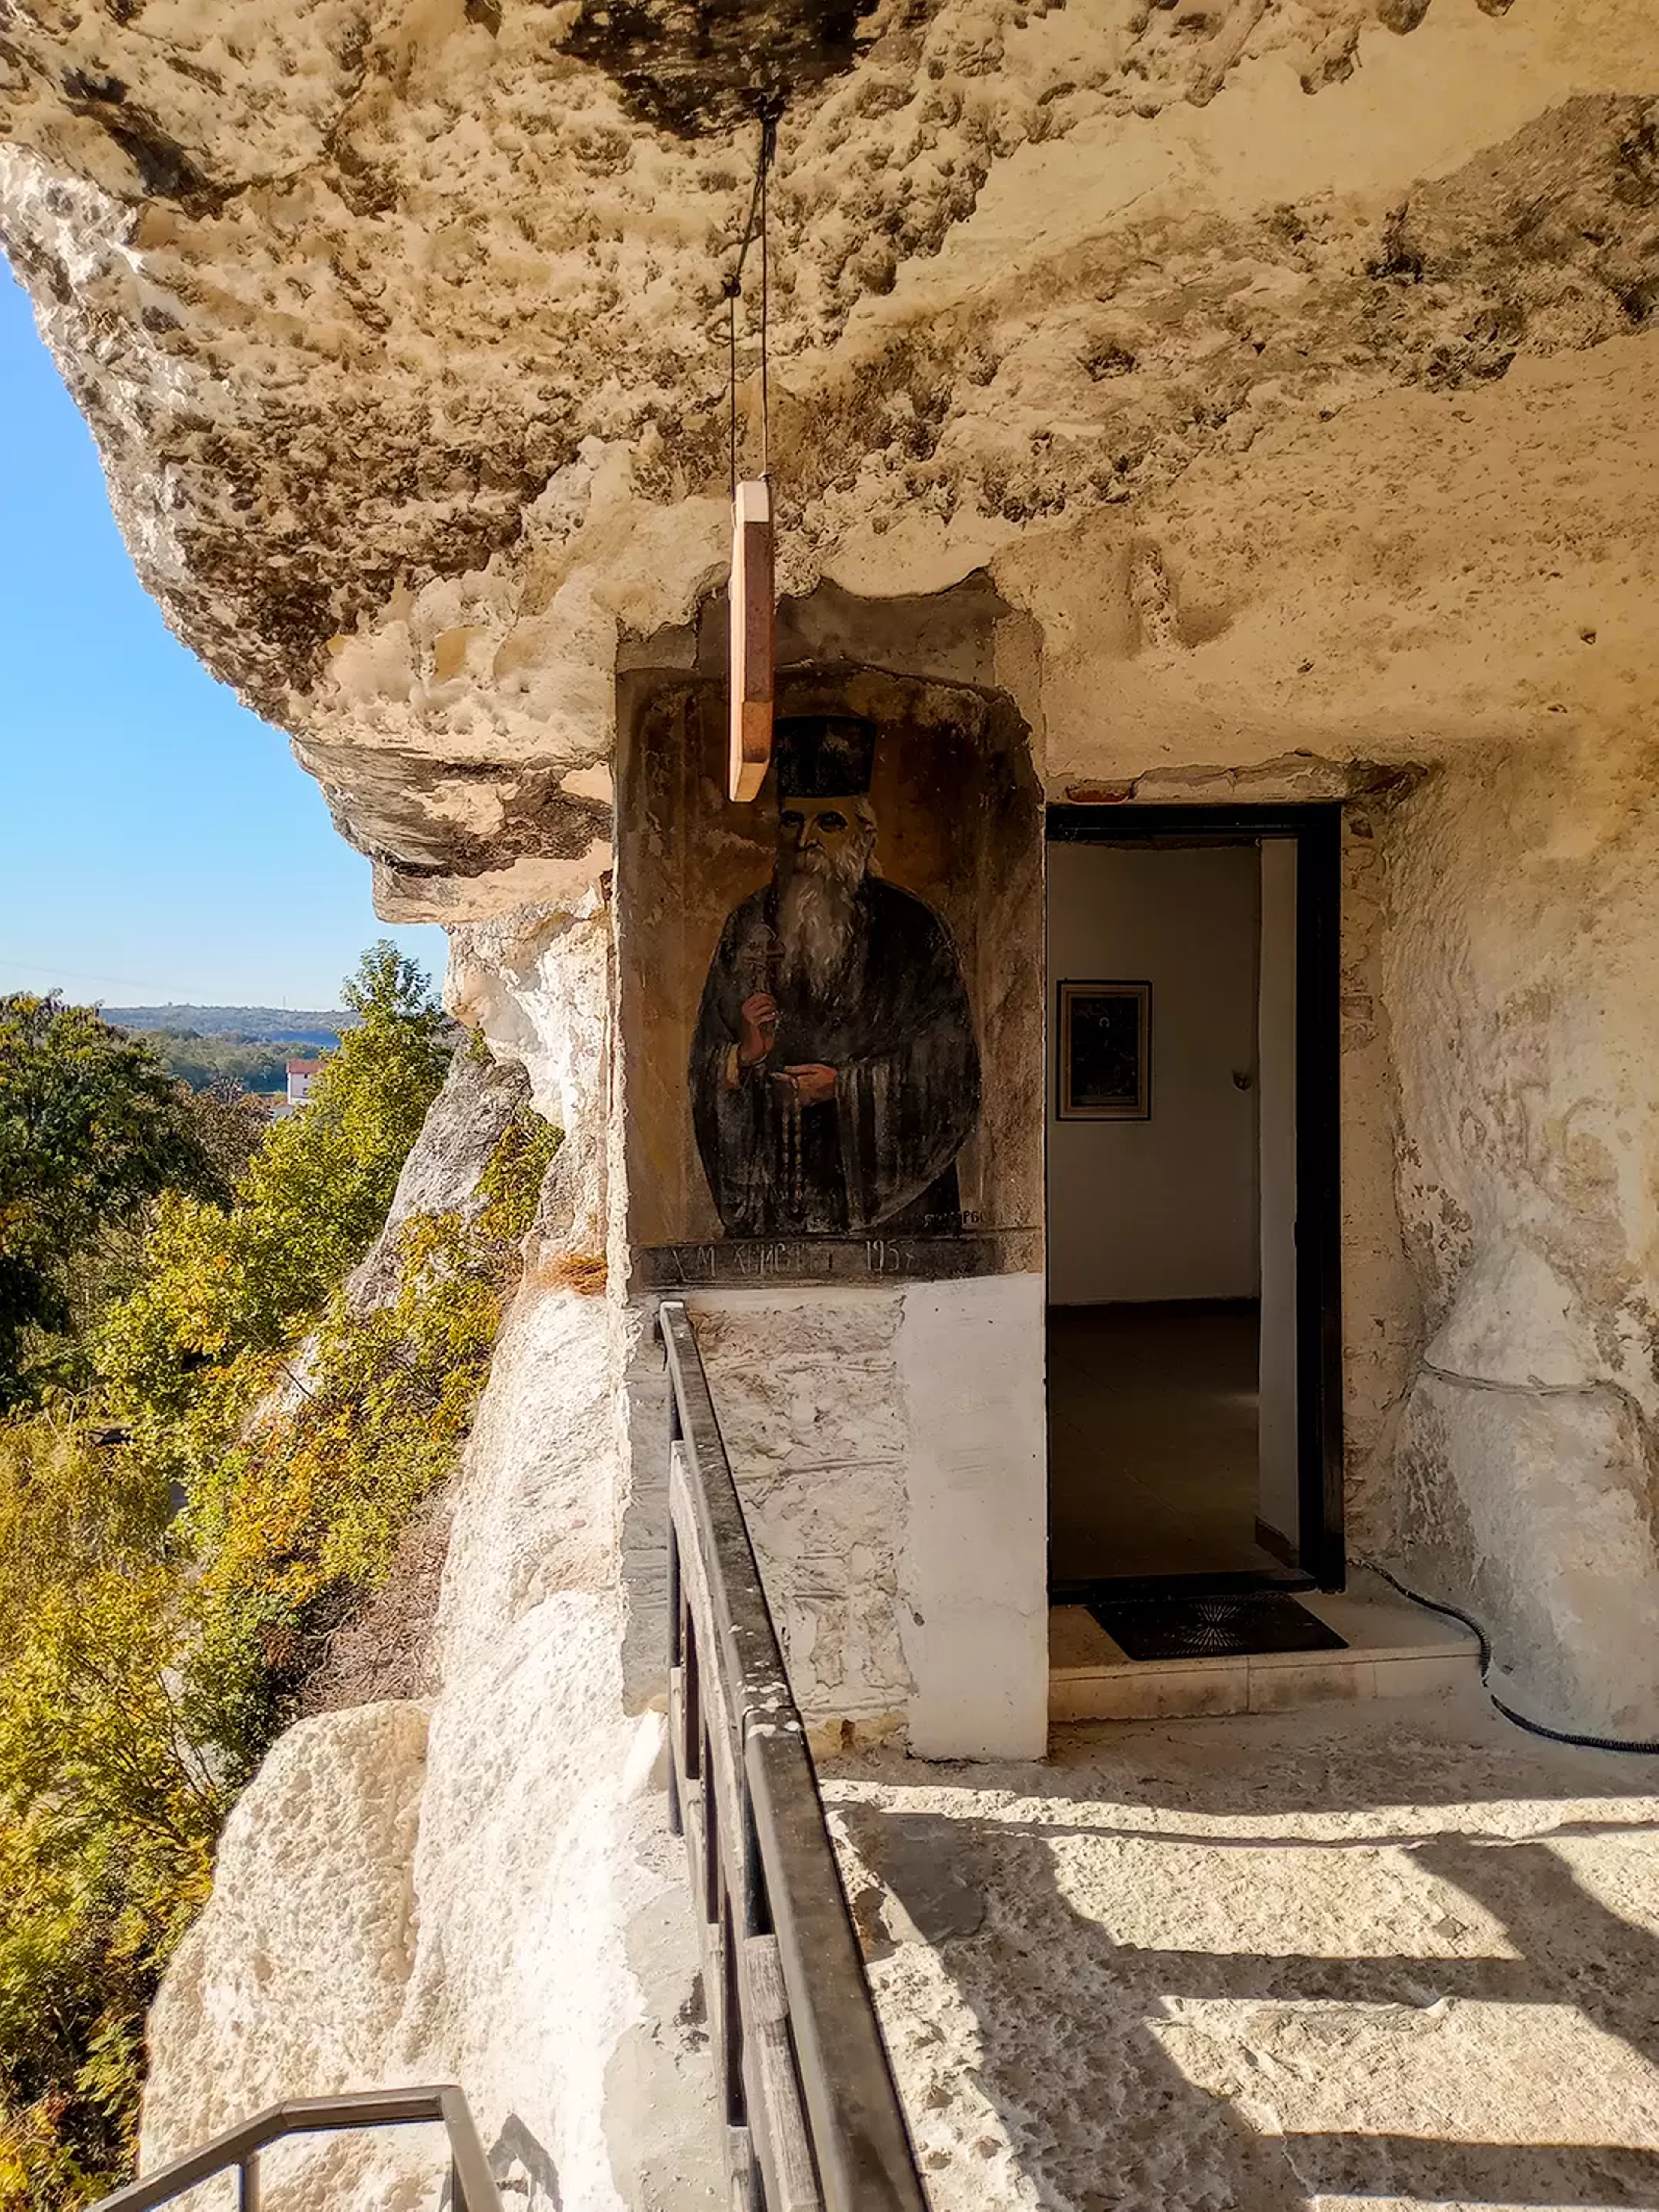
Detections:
[690, 713, 980, 1239]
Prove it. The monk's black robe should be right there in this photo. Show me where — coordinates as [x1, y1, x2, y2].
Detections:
[690, 877, 980, 1238]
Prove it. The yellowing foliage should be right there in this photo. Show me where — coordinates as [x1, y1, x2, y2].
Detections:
[0, 1435, 221, 2208]
[0, 949, 557, 2209]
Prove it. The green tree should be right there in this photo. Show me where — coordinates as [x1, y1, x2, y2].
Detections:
[0, 999, 224, 1401]
[0, 946, 544, 2209]
[0, 1418, 217, 2208]
[180, 1079, 269, 1193]
[236, 940, 450, 1311]
[97, 944, 452, 1480]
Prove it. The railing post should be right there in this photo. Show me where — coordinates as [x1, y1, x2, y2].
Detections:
[86, 2088, 504, 2212]
[437, 2082, 502, 2212]
[667, 1513, 684, 1838]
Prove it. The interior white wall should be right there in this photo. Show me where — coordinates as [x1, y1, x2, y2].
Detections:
[1257, 839, 1300, 1548]
[1046, 842, 1262, 1304]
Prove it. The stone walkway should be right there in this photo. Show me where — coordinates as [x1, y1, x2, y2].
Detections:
[823, 1690, 1659, 2212]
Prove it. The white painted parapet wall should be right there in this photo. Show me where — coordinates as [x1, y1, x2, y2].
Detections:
[668, 1277, 1048, 1763]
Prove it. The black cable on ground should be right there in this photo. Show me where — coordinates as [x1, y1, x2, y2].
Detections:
[1354, 1553, 1659, 1757]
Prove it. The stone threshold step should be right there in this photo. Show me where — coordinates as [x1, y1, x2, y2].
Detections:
[1049, 1575, 1481, 1723]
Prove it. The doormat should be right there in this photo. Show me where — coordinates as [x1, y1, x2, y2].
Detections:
[1087, 1592, 1348, 1662]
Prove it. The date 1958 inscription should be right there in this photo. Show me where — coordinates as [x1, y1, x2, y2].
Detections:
[658, 1239, 915, 1281]
[639, 1229, 1027, 1289]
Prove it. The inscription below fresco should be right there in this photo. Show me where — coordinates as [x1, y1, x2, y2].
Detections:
[690, 713, 981, 1238]
[636, 1229, 1042, 1288]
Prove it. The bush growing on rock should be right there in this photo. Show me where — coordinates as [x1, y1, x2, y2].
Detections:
[0, 947, 556, 2208]
[98, 942, 451, 1413]
[0, 1419, 221, 2209]
[179, 1118, 557, 1771]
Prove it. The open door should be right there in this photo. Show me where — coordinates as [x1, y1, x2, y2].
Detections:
[1045, 805, 1343, 1597]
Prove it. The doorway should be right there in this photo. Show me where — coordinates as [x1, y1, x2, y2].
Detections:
[1045, 805, 1343, 1595]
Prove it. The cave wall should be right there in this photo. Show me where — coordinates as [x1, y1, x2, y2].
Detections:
[1383, 736, 1659, 1735]
[4, 3, 1658, 909]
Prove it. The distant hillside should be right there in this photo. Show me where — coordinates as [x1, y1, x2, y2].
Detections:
[104, 1006, 354, 1047]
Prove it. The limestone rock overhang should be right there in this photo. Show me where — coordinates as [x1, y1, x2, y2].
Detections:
[2, 0, 1657, 919]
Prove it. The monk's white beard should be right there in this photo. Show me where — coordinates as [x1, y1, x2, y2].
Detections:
[779, 853, 863, 996]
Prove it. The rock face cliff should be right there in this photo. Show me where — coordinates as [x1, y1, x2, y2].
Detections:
[7, 2, 1659, 2201]
[146, 1288, 721, 2212]
[141, 1025, 721, 2212]
[2, 2, 1656, 912]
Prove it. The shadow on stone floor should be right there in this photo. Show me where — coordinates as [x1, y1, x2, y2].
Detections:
[1271, 1836, 1659, 2212]
[479, 2112, 559, 2211]
[833, 1798, 1659, 2212]
[950, 1709, 1659, 1816]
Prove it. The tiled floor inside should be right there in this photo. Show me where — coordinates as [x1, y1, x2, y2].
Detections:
[1047, 1301, 1282, 1581]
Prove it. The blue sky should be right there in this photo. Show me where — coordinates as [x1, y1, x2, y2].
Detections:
[0, 267, 448, 1012]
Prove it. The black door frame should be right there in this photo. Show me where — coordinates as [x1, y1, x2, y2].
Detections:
[1045, 802, 1345, 1591]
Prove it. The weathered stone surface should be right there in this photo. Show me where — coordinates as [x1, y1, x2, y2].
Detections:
[1382, 738, 1659, 1735]
[345, 1039, 531, 1310]
[686, 1291, 915, 1728]
[446, 893, 613, 1256]
[827, 1699, 1659, 2212]
[833, 1806, 988, 1949]
[556, 1, 880, 137]
[667, 1277, 1047, 1757]
[4, 3, 1659, 901]
[143, 1703, 432, 2206]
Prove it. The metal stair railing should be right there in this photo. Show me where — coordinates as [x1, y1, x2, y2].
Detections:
[659, 1298, 927, 2212]
[91, 2084, 504, 2211]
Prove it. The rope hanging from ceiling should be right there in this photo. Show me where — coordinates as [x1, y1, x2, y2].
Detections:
[724, 101, 782, 495]
[722, 101, 783, 804]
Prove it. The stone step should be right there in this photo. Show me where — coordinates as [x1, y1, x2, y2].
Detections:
[1049, 1573, 1482, 1723]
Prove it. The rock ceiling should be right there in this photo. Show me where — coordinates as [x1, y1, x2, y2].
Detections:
[2, 0, 1656, 913]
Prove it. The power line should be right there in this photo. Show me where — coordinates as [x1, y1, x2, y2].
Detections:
[0, 955, 168, 994]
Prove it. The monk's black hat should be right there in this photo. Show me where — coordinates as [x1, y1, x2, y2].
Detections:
[774, 713, 876, 799]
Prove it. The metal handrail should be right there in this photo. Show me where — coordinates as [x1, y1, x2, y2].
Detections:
[92, 2085, 504, 2212]
[659, 1299, 927, 2212]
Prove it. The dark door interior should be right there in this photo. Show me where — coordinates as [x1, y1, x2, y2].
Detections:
[1044, 805, 1343, 1597]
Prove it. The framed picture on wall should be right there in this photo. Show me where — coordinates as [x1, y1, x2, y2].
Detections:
[1057, 980, 1151, 1120]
